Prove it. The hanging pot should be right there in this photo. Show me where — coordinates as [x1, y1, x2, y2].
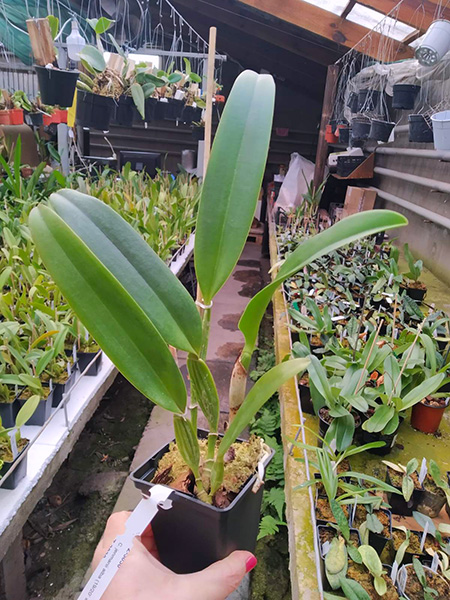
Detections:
[347, 92, 359, 113]
[336, 124, 350, 145]
[131, 430, 274, 574]
[112, 95, 135, 127]
[357, 89, 380, 112]
[409, 114, 434, 143]
[369, 119, 395, 142]
[351, 117, 371, 141]
[35, 65, 79, 108]
[75, 91, 115, 131]
[411, 396, 449, 434]
[431, 110, 450, 150]
[415, 20, 450, 66]
[392, 84, 420, 110]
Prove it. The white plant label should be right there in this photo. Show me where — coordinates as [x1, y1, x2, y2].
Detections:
[78, 485, 173, 600]
[420, 522, 429, 552]
[67, 362, 72, 377]
[431, 552, 440, 573]
[49, 379, 53, 391]
[322, 541, 331, 556]
[391, 560, 399, 584]
[73, 343, 77, 363]
[350, 498, 358, 527]
[397, 566, 407, 592]
[8, 430, 18, 459]
[419, 457, 428, 485]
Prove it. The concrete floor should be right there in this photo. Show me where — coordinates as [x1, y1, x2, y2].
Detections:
[113, 241, 264, 514]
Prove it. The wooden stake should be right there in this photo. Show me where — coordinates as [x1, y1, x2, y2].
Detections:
[203, 27, 217, 175]
[313, 64, 339, 190]
[391, 293, 398, 346]
[26, 19, 56, 66]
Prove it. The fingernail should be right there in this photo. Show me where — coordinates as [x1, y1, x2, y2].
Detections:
[245, 556, 258, 573]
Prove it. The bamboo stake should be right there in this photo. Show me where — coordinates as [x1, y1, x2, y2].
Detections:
[355, 319, 384, 394]
[391, 293, 398, 346]
[203, 27, 217, 175]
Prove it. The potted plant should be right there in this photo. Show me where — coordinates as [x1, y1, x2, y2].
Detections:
[0, 90, 25, 125]
[0, 394, 40, 489]
[416, 460, 449, 518]
[397, 558, 450, 598]
[34, 15, 79, 108]
[383, 459, 425, 516]
[401, 244, 427, 301]
[411, 394, 449, 434]
[29, 70, 406, 574]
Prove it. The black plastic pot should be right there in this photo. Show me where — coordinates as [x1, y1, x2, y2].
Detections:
[360, 420, 402, 456]
[358, 89, 380, 112]
[78, 351, 102, 377]
[154, 100, 168, 120]
[409, 114, 434, 143]
[75, 91, 115, 131]
[181, 105, 202, 125]
[192, 126, 205, 142]
[351, 117, 371, 141]
[386, 469, 424, 516]
[392, 84, 420, 110]
[25, 112, 43, 127]
[131, 431, 274, 574]
[35, 65, 79, 107]
[52, 362, 78, 408]
[164, 98, 184, 121]
[0, 397, 20, 428]
[0, 445, 28, 490]
[417, 486, 446, 518]
[404, 285, 427, 302]
[317, 525, 361, 591]
[113, 95, 135, 127]
[17, 391, 53, 426]
[369, 509, 392, 555]
[369, 119, 395, 142]
[338, 126, 350, 145]
[347, 92, 359, 113]
[299, 382, 314, 415]
[142, 97, 158, 122]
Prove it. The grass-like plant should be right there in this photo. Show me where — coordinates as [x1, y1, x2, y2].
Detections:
[29, 71, 407, 504]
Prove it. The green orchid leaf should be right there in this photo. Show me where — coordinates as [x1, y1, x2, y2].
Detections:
[130, 83, 145, 119]
[402, 475, 414, 502]
[331, 499, 350, 540]
[326, 414, 355, 452]
[359, 545, 383, 577]
[401, 373, 445, 411]
[339, 577, 371, 600]
[29, 204, 187, 414]
[87, 17, 115, 35]
[362, 405, 395, 433]
[79, 45, 106, 73]
[15, 394, 40, 428]
[187, 354, 220, 431]
[239, 210, 408, 369]
[45, 189, 202, 354]
[217, 358, 310, 459]
[195, 70, 275, 303]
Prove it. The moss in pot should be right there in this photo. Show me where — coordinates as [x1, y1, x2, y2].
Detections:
[29, 69, 407, 573]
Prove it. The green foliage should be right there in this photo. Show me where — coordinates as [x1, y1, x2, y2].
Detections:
[404, 243, 423, 282]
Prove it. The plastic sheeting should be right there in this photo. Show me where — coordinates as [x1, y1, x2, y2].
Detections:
[276, 153, 318, 211]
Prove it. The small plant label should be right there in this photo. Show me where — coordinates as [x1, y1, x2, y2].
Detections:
[431, 552, 439, 573]
[8, 430, 18, 459]
[78, 485, 173, 600]
[420, 522, 429, 552]
[322, 540, 331, 556]
[419, 458, 427, 485]
[397, 566, 407, 593]
[391, 560, 399, 584]
[73, 343, 77, 363]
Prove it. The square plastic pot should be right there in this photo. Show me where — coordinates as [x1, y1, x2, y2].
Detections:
[17, 390, 54, 426]
[0, 396, 21, 428]
[52, 362, 78, 408]
[386, 469, 424, 516]
[131, 431, 274, 574]
[75, 91, 115, 131]
[0, 445, 28, 490]
[77, 351, 102, 377]
[35, 65, 79, 107]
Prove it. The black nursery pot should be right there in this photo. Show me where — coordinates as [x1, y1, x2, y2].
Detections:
[358, 89, 380, 112]
[192, 126, 205, 142]
[299, 382, 314, 415]
[25, 112, 43, 127]
[359, 420, 402, 456]
[142, 97, 158, 122]
[392, 84, 420, 110]
[75, 91, 115, 131]
[78, 351, 103, 377]
[112, 95, 135, 127]
[347, 92, 360, 113]
[164, 98, 184, 121]
[52, 362, 78, 408]
[369, 119, 395, 142]
[351, 117, 371, 141]
[17, 391, 53, 426]
[35, 65, 79, 107]
[369, 509, 393, 555]
[181, 105, 202, 125]
[409, 114, 434, 143]
[131, 432, 274, 574]
[404, 285, 427, 302]
[338, 126, 350, 145]
[0, 397, 21, 428]
[0, 445, 28, 490]
[386, 469, 424, 516]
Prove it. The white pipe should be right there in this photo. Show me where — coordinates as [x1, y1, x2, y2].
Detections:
[371, 187, 450, 230]
[376, 147, 450, 161]
[374, 166, 450, 195]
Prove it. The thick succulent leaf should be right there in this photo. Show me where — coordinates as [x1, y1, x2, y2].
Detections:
[362, 405, 395, 433]
[79, 45, 106, 73]
[29, 205, 186, 413]
[47, 189, 202, 354]
[239, 210, 408, 368]
[130, 83, 145, 119]
[195, 70, 275, 303]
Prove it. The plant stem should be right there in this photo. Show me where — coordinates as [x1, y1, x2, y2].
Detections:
[200, 307, 211, 360]
[355, 319, 384, 394]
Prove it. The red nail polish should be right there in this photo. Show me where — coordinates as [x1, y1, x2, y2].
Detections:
[246, 556, 258, 573]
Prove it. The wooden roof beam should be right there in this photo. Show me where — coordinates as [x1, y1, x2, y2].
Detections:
[355, 0, 449, 33]
[237, 0, 415, 60]
[171, 0, 341, 65]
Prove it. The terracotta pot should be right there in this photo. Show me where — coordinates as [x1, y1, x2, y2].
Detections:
[325, 124, 338, 143]
[411, 397, 449, 434]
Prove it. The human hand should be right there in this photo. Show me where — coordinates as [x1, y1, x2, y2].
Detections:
[92, 511, 258, 600]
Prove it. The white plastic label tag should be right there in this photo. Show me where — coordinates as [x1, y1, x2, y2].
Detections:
[8, 430, 18, 459]
[431, 552, 439, 572]
[322, 541, 331, 556]
[73, 343, 77, 363]
[420, 522, 429, 551]
[419, 457, 428, 485]
[391, 560, 399, 584]
[397, 566, 407, 592]
[78, 485, 173, 600]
